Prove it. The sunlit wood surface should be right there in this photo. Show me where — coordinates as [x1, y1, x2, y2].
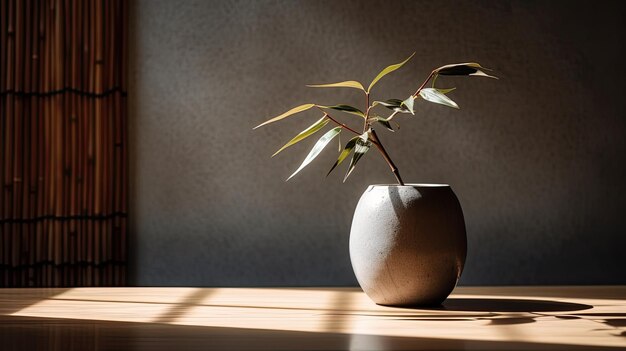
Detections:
[0, 286, 624, 350]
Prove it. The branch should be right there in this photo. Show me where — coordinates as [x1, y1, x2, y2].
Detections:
[412, 70, 436, 98]
[363, 92, 370, 133]
[369, 129, 404, 185]
[319, 111, 361, 136]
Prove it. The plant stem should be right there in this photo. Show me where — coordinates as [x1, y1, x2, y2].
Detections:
[324, 68, 437, 185]
[323, 113, 361, 136]
[363, 92, 370, 133]
[385, 110, 400, 122]
[324, 110, 404, 185]
[369, 129, 404, 185]
[412, 70, 436, 97]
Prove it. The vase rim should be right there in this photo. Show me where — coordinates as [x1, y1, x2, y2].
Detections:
[369, 183, 450, 187]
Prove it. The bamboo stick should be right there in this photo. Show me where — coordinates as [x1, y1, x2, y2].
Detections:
[27, 0, 36, 278]
[44, 0, 50, 274]
[1, 0, 7, 92]
[12, 0, 23, 273]
[0, 2, 9, 274]
[1, 0, 7, 252]
[35, 0, 43, 286]
[2, 0, 127, 287]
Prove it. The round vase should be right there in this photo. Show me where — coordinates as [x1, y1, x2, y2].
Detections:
[349, 184, 467, 306]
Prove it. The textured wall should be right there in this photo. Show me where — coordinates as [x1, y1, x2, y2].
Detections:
[129, 0, 626, 286]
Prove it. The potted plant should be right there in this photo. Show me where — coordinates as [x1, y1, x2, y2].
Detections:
[254, 53, 496, 306]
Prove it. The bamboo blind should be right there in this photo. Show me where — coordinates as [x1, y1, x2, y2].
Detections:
[0, 0, 127, 286]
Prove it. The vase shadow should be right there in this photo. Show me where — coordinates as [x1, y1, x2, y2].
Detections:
[435, 298, 593, 312]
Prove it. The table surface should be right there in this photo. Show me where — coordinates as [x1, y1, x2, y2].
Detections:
[0, 286, 625, 350]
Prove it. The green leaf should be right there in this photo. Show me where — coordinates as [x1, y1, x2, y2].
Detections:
[272, 116, 330, 157]
[286, 127, 342, 181]
[401, 96, 415, 115]
[376, 118, 394, 132]
[430, 73, 456, 94]
[436, 87, 456, 94]
[435, 62, 498, 79]
[419, 88, 459, 109]
[337, 132, 342, 152]
[254, 104, 316, 129]
[307, 81, 366, 91]
[344, 133, 371, 182]
[431, 73, 457, 93]
[367, 52, 415, 93]
[431, 73, 439, 88]
[373, 99, 412, 114]
[327, 136, 359, 177]
[373, 99, 403, 109]
[367, 116, 395, 132]
[319, 104, 365, 118]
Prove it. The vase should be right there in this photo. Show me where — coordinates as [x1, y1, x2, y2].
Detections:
[349, 184, 467, 306]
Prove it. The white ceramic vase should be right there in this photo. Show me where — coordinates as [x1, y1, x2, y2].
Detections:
[349, 184, 467, 306]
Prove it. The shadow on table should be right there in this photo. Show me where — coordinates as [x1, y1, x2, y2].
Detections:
[383, 297, 626, 336]
[0, 288, 70, 316]
[1, 314, 623, 351]
[440, 297, 593, 312]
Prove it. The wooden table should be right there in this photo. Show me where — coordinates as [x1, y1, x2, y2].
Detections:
[0, 286, 624, 350]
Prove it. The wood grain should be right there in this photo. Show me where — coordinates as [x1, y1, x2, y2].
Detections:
[0, 286, 624, 350]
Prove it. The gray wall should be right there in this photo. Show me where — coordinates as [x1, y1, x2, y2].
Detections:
[129, 0, 626, 286]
